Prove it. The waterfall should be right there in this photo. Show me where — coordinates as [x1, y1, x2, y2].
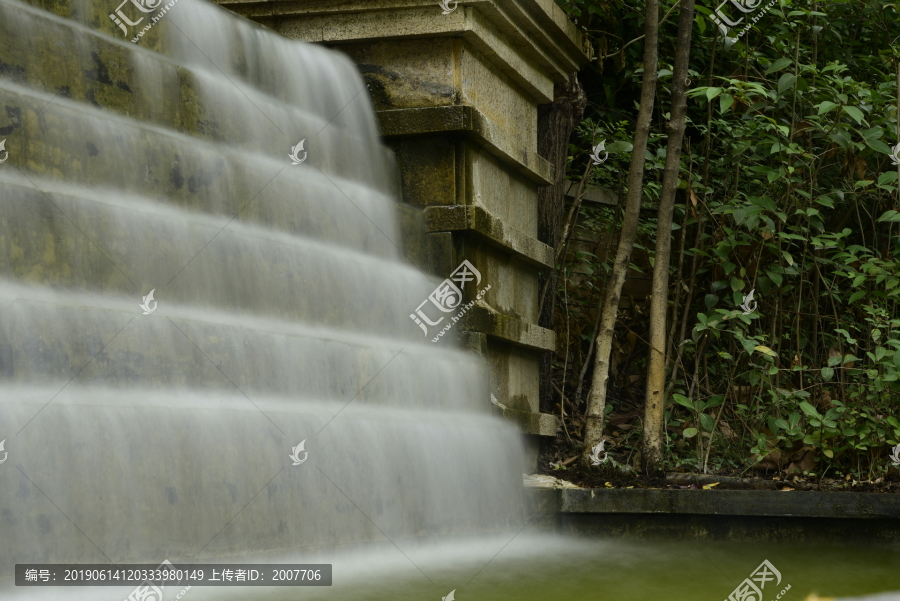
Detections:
[0, 0, 528, 595]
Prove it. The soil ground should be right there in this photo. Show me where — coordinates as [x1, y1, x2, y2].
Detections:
[539, 440, 900, 493]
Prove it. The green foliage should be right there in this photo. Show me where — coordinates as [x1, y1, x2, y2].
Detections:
[553, 0, 900, 478]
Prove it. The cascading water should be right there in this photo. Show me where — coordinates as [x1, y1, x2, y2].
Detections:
[6, 1, 900, 600]
[0, 0, 531, 597]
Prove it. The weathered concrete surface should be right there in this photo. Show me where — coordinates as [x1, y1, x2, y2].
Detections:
[495, 405, 557, 436]
[212, 0, 593, 470]
[377, 105, 553, 184]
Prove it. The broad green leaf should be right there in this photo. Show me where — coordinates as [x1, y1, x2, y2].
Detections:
[879, 171, 899, 186]
[878, 210, 900, 223]
[799, 401, 820, 418]
[700, 413, 715, 432]
[867, 139, 893, 154]
[706, 87, 724, 101]
[842, 105, 865, 124]
[606, 141, 634, 153]
[862, 127, 884, 141]
[719, 93, 735, 113]
[823, 449, 834, 459]
[672, 394, 695, 410]
[777, 73, 797, 94]
[816, 101, 839, 114]
[829, 129, 851, 149]
[754, 345, 777, 357]
[765, 57, 793, 74]
[821, 366, 834, 381]
[849, 290, 867, 303]
[683, 427, 699, 438]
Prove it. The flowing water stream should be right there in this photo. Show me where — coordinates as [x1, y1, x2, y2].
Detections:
[1, 0, 900, 599]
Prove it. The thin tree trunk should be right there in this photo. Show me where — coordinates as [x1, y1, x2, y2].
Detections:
[582, 0, 661, 464]
[642, 0, 697, 475]
[537, 74, 587, 413]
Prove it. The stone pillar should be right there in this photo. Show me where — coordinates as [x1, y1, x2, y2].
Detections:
[216, 0, 592, 470]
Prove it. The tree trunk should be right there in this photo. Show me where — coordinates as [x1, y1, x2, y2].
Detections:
[642, 0, 697, 475]
[582, 0, 661, 464]
[537, 74, 587, 414]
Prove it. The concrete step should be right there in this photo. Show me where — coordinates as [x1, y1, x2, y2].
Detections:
[2, 0, 379, 144]
[0, 279, 491, 409]
[0, 0, 394, 183]
[0, 78, 399, 212]
[0, 385, 524, 564]
[0, 173, 446, 338]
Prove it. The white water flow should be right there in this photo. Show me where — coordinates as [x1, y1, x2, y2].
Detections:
[0, 0, 529, 596]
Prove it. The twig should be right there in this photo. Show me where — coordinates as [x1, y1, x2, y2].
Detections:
[603, 0, 684, 60]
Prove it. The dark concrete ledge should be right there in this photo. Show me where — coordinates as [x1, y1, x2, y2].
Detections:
[557, 513, 900, 544]
[377, 106, 554, 185]
[495, 406, 557, 436]
[559, 489, 900, 519]
[424, 204, 554, 268]
[462, 304, 555, 351]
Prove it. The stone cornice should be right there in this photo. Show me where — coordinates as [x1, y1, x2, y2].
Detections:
[215, 1, 592, 103]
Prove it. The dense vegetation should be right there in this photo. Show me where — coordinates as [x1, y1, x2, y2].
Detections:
[547, 0, 900, 481]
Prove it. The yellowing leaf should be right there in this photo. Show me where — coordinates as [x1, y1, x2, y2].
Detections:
[823, 449, 834, 458]
[754, 345, 778, 357]
[702, 482, 720, 489]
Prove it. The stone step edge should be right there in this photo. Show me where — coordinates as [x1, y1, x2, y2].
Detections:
[424, 204, 553, 269]
[376, 105, 553, 185]
[549, 488, 900, 519]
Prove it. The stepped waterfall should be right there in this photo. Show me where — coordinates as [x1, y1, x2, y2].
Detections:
[0, 0, 530, 597]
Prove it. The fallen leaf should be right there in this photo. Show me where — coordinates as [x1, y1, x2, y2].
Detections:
[604, 482, 614, 488]
[781, 486, 795, 491]
[702, 482, 720, 489]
